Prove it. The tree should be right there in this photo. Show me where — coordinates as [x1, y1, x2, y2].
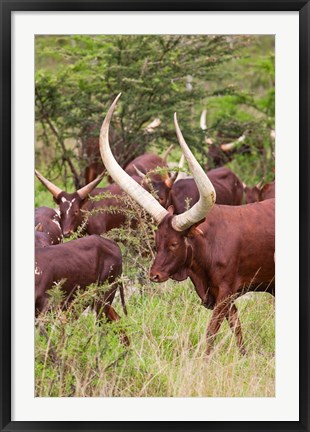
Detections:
[35, 35, 252, 187]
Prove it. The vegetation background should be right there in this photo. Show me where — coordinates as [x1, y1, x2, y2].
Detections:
[35, 34, 275, 397]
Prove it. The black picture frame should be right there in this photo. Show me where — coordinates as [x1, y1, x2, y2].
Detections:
[1, 1, 309, 431]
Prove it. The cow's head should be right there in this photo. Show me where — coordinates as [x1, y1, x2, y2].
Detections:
[35, 170, 104, 237]
[243, 179, 264, 203]
[132, 151, 185, 208]
[133, 164, 180, 207]
[150, 206, 194, 282]
[99, 93, 216, 282]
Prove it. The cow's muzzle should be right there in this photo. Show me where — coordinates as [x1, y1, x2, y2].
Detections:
[149, 270, 169, 283]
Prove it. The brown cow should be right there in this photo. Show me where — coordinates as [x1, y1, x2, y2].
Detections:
[35, 171, 142, 238]
[99, 94, 275, 356]
[35, 206, 63, 246]
[244, 180, 275, 203]
[205, 139, 251, 171]
[36, 152, 176, 236]
[35, 171, 104, 237]
[35, 235, 128, 336]
[167, 167, 244, 214]
[124, 145, 173, 181]
[35, 231, 52, 248]
[125, 147, 177, 206]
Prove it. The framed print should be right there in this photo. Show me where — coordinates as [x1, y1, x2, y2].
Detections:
[1, 1, 309, 431]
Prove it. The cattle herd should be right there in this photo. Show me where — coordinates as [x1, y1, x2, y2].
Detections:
[35, 93, 275, 357]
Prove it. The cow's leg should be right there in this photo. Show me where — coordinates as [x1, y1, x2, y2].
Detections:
[92, 283, 117, 320]
[104, 304, 121, 322]
[205, 286, 232, 356]
[95, 302, 130, 347]
[226, 303, 247, 355]
[93, 300, 118, 321]
[35, 294, 49, 317]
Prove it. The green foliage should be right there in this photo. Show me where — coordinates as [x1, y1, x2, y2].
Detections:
[35, 35, 276, 397]
[36, 282, 275, 397]
[35, 35, 275, 187]
[35, 187, 275, 397]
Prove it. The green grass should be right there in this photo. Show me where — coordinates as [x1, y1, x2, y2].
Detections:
[35, 178, 275, 398]
[35, 280, 275, 397]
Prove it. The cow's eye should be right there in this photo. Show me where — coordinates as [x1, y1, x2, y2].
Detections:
[75, 210, 79, 215]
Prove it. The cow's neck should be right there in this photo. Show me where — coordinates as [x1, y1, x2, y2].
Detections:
[186, 224, 217, 306]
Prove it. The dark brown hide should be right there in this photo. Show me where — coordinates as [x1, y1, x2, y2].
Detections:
[98, 94, 274, 355]
[125, 153, 169, 182]
[167, 167, 244, 213]
[53, 192, 86, 237]
[138, 178, 172, 208]
[125, 153, 174, 207]
[35, 206, 63, 245]
[35, 235, 127, 324]
[244, 181, 275, 203]
[260, 181, 275, 200]
[205, 144, 231, 170]
[44, 178, 141, 238]
[150, 200, 275, 354]
[35, 231, 52, 248]
[82, 180, 142, 235]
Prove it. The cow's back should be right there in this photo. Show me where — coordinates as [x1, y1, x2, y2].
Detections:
[35, 235, 122, 300]
[125, 153, 168, 182]
[86, 180, 142, 234]
[208, 167, 243, 205]
[202, 199, 275, 286]
[169, 167, 243, 213]
[197, 199, 275, 289]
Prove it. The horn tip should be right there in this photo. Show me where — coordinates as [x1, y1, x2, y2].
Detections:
[115, 92, 122, 103]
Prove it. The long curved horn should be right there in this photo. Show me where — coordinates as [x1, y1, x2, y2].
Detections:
[77, 172, 105, 199]
[133, 164, 151, 188]
[179, 153, 185, 168]
[165, 153, 186, 188]
[35, 170, 63, 199]
[164, 171, 177, 189]
[200, 109, 207, 131]
[132, 165, 146, 179]
[99, 93, 168, 224]
[145, 118, 161, 133]
[174, 153, 186, 183]
[172, 113, 216, 232]
[220, 134, 245, 152]
[162, 143, 174, 163]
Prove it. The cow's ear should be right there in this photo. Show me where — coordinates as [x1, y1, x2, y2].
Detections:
[81, 197, 89, 208]
[167, 205, 174, 215]
[188, 221, 204, 237]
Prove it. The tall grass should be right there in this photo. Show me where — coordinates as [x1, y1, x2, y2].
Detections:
[35, 280, 274, 397]
[35, 186, 275, 398]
